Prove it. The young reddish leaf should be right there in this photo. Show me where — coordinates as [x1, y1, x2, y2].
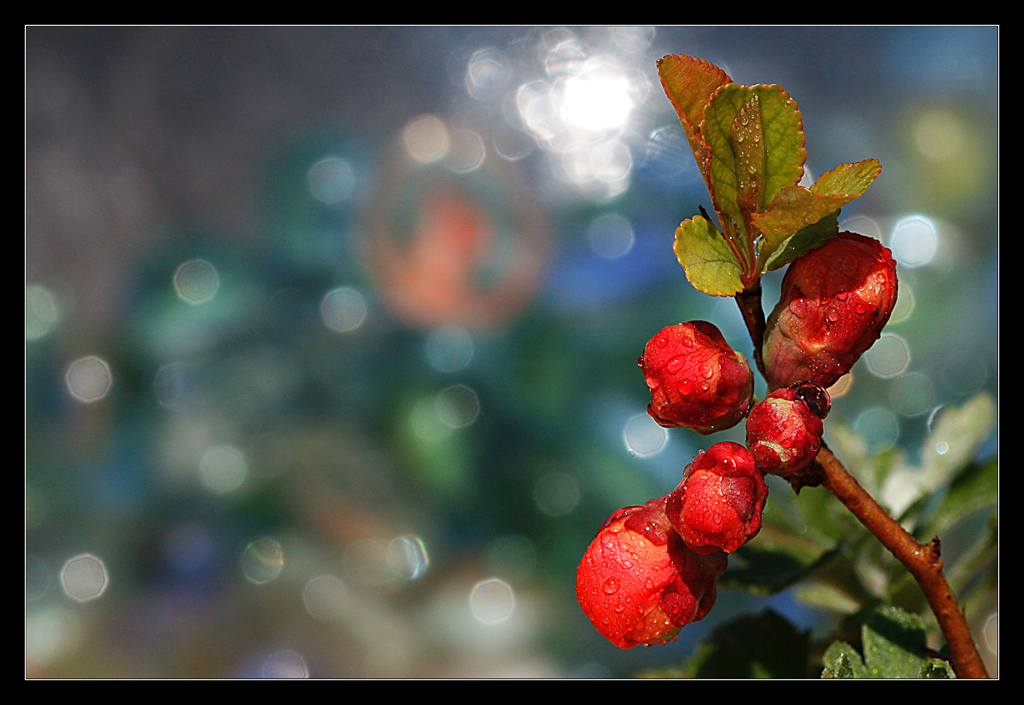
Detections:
[657, 54, 733, 185]
[673, 216, 745, 297]
[811, 158, 882, 197]
[751, 159, 882, 270]
[751, 183, 847, 245]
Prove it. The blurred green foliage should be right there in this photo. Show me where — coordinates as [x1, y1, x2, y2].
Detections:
[26, 27, 997, 678]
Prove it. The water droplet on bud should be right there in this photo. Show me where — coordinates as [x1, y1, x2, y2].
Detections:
[666, 357, 686, 374]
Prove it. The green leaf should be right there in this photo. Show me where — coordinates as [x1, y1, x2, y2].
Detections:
[751, 159, 881, 267]
[761, 210, 839, 272]
[750, 184, 843, 245]
[880, 391, 996, 522]
[928, 456, 997, 540]
[720, 541, 847, 595]
[657, 55, 883, 292]
[862, 605, 953, 678]
[732, 93, 766, 217]
[822, 606, 955, 678]
[795, 582, 864, 615]
[919, 391, 996, 495]
[922, 660, 958, 678]
[811, 158, 883, 198]
[702, 83, 806, 236]
[673, 215, 745, 296]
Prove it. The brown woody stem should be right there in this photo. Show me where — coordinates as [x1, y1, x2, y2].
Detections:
[735, 285, 767, 379]
[814, 447, 988, 678]
[735, 293, 989, 679]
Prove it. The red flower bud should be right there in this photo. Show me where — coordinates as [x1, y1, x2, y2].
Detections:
[640, 321, 754, 434]
[763, 232, 898, 391]
[576, 495, 728, 649]
[666, 442, 768, 554]
[746, 386, 826, 477]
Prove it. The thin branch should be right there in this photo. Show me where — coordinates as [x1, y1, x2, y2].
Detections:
[814, 447, 989, 679]
[734, 292, 989, 679]
[735, 286, 767, 379]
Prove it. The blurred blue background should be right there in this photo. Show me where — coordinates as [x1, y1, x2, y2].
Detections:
[26, 26, 997, 678]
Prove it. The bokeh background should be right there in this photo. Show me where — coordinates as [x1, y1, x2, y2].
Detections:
[26, 26, 998, 678]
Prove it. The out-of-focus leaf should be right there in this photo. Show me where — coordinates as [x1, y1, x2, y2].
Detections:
[796, 582, 863, 615]
[919, 391, 996, 493]
[880, 391, 996, 521]
[921, 457, 997, 545]
[721, 541, 846, 595]
[643, 610, 812, 678]
[822, 641, 867, 678]
[672, 215, 744, 296]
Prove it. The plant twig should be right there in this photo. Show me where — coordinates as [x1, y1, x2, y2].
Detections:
[735, 285, 767, 378]
[735, 294, 989, 679]
[814, 447, 989, 679]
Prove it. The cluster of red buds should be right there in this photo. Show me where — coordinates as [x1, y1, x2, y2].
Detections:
[577, 232, 897, 649]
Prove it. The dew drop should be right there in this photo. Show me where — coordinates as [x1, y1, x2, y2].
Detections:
[603, 577, 620, 594]
[666, 357, 686, 374]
